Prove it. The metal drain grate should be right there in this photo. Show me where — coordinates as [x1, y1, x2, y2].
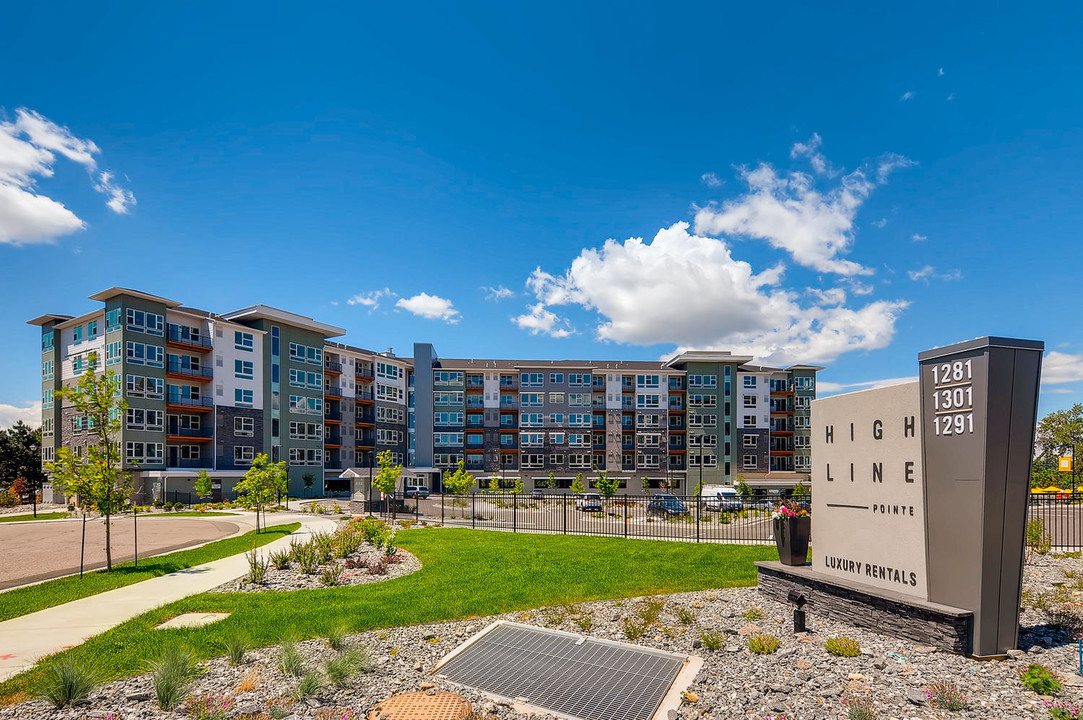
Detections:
[436, 622, 689, 720]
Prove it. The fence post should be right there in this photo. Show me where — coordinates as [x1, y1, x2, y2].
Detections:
[441, 493, 445, 524]
[624, 497, 628, 538]
[513, 493, 517, 533]
[696, 495, 701, 543]
[563, 493, 567, 535]
[472, 493, 476, 529]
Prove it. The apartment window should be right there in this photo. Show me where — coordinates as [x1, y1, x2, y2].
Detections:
[235, 446, 255, 465]
[235, 360, 254, 380]
[433, 370, 464, 385]
[377, 406, 404, 423]
[636, 374, 660, 389]
[376, 362, 401, 380]
[569, 373, 591, 386]
[636, 413, 662, 427]
[568, 393, 591, 407]
[550, 453, 565, 465]
[548, 373, 564, 384]
[548, 413, 565, 424]
[743, 434, 758, 448]
[520, 432, 544, 447]
[637, 454, 660, 468]
[743, 375, 757, 388]
[433, 412, 464, 426]
[743, 395, 758, 408]
[42, 331, 54, 352]
[795, 376, 815, 390]
[42, 359, 54, 380]
[433, 391, 464, 405]
[234, 331, 254, 351]
[105, 341, 121, 366]
[637, 433, 661, 447]
[548, 392, 565, 404]
[87, 320, 98, 339]
[549, 432, 565, 445]
[499, 414, 516, 428]
[235, 388, 254, 408]
[520, 393, 543, 407]
[500, 434, 516, 447]
[568, 413, 591, 427]
[520, 372, 543, 387]
[743, 415, 757, 427]
[636, 394, 661, 409]
[795, 416, 811, 428]
[72, 325, 84, 344]
[689, 394, 717, 408]
[434, 432, 464, 446]
[743, 454, 758, 469]
[795, 456, 811, 470]
[795, 396, 811, 409]
[701, 455, 718, 468]
[688, 374, 717, 388]
[105, 309, 121, 332]
[521, 454, 544, 469]
[794, 435, 811, 448]
[126, 442, 163, 463]
[520, 413, 543, 427]
[376, 384, 403, 402]
[569, 453, 591, 468]
[234, 417, 254, 436]
[569, 433, 590, 447]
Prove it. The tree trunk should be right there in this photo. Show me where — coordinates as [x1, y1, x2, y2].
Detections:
[104, 512, 113, 571]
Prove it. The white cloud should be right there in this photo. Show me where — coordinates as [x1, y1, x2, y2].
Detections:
[938, 68, 945, 77]
[848, 280, 875, 296]
[0, 108, 135, 245]
[807, 287, 846, 305]
[911, 233, 927, 242]
[817, 376, 918, 396]
[482, 285, 515, 301]
[701, 172, 723, 188]
[395, 292, 460, 324]
[513, 303, 576, 338]
[1042, 351, 1083, 385]
[0, 401, 41, 429]
[900, 91, 914, 101]
[521, 221, 908, 365]
[693, 144, 913, 276]
[347, 288, 394, 310]
[946, 93, 955, 102]
[871, 218, 887, 228]
[789, 133, 838, 177]
[908, 265, 962, 283]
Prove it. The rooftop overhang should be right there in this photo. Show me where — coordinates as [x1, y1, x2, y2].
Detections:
[27, 314, 73, 327]
[222, 305, 345, 338]
[89, 287, 182, 308]
[664, 351, 754, 369]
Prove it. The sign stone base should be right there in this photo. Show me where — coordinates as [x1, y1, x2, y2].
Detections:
[756, 561, 972, 654]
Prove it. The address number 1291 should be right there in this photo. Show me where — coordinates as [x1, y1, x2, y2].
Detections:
[935, 412, 974, 436]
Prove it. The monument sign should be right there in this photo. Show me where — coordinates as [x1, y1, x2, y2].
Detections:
[758, 337, 1043, 659]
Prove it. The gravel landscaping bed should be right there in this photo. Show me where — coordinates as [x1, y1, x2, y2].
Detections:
[6, 550, 1083, 720]
[0, 503, 68, 517]
[209, 543, 421, 593]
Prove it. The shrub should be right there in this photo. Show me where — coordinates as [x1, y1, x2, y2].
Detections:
[843, 696, 876, 720]
[748, 633, 781, 654]
[185, 693, 236, 720]
[675, 607, 695, 625]
[294, 542, 319, 575]
[742, 607, 765, 622]
[266, 696, 296, 719]
[622, 618, 647, 640]
[36, 654, 97, 708]
[220, 629, 248, 666]
[293, 670, 323, 700]
[1027, 518, 1052, 557]
[278, 639, 304, 676]
[719, 513, 731, 524]
[699, 631, 723, 651]
[638, 597, 664, 624]
[926, 681, 968, 711]
[574, 613, 593, 632]
[1019, 663, 1061, 695]
[825, 636, 861, 657]
[246, 546, 270, 584]
[149, 645, 197, 710]
[270, 549, 291, 570]
[359, 516, 390, 546]
[324, 647, 371, 686]
[320, 565, 343, 586]
[1048, 701, 1083, 720]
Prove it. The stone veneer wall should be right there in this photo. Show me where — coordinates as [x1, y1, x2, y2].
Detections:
[756, 562, 972, 654]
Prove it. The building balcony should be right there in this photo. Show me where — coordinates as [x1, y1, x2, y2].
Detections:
[324, 360, 343, 375]
[166, 426, 213, 442]
[166, 458, 212, 469]
[166, 362, 212, 383]
[324, 385, 343, 399]
[466, 377, 484, 389]
[355, 367, 374, 382]
[356, 390, 374, 404]
[466, 399, 485, 409]
[356, 443, 375, 451]
[500, 446, 519, 453]
[668, 379, 686, 391]
[499, 379, 518, 389]
[324, 410, 342, 423]
[166, 328, 212, 353]
[166, 395, 213, 411]
[499, 402, 518, 410]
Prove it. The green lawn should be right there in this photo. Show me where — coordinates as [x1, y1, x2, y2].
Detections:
[0, 512, 68, 523]
[0, 528, 777, 701]
[0, 523, 299, 624]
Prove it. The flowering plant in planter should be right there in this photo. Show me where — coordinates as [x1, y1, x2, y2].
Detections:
[772, 501, 811, 566]
[772, 502, 809, 518]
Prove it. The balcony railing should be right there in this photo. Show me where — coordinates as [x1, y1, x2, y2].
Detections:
[166, 361, 212, 379]
[324, 385, 343, 396]
[499, 379, 518, 389]
[166, 327, 211, 349]
[166, 458, 212, 469]
[466, 378, 484, 389]
[166, 426, 213, 439]
[166, 395, 213, 408]
[325, 361, 343, 373]
[466, 399, 484, 409]
[356, 390, 374, 401]
[499, 401, 518, 409]
[324, 410, 342, 422]
[356, 365, 374, 379]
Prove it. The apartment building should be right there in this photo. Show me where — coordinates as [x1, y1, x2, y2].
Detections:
[30, 289, 818, 500]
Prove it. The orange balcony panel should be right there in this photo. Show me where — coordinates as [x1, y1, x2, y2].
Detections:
[324, 367, 342, 377]
[324, 442, 342, 449]
[668, 428, 686, 433]
[771, 390, 795, 396]
[324, 417, 342, 425]
[500, 447, 519, 453]
[356, 444, 375, 451]
[166, 435, 212, 443]
[356, 397, 374, 405]
[355, 421, 375, 428]
[668, 448, 687, 453]
[355, 374, 375, 383]
[166, 402, 212, 413]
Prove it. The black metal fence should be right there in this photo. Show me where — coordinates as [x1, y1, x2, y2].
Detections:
[377, 492, 788, 544]
[1026, 495, 1083, 550]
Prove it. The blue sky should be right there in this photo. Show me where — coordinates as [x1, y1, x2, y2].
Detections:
[2, 2, 1082, 426]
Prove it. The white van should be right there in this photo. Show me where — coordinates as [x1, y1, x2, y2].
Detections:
[703, 487, 744, 512]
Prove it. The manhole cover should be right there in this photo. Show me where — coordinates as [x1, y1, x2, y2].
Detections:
[368, 690, 471, 720]
[435, 621, 695, 720]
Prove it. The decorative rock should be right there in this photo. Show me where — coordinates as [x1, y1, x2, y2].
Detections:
[905, 688, 928, 705]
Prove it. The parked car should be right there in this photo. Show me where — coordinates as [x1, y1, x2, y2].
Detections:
[703, 488, 744, 513]
[530, 488, 545, 500]
[403, 485, 430, 499]
[575, 493, 603, 511]
[647, 494, 690, 517]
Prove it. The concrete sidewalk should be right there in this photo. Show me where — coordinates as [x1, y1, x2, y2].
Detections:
[0, 513, 337, 682]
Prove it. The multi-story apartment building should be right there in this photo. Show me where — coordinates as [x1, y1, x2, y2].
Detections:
[30, 289, 819, 501]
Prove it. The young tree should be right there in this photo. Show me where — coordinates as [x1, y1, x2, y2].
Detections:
[641, 476, 650, 492]
[514, 478, 524, 495]
[488, 475, 500, 493]
[735, 476, 751, 500]
[302, 472, 316, 498]
[48, 353, 131, 570]
[234, 453, 287, 533]
[442, 460, 475, 496]
[371, 449, 403, 498]
[791, 483, 809, 501]
[571, 473, 584, 494]
[1036, 404, 1083, 492]
[595, 468, 620, 498]
[546, 471, 557, 489]
[194, 470, 213, 501]
[0, 421, 46, 517]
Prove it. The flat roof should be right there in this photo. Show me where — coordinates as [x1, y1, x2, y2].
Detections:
[88, 287, 182, 308]
[26, 314, 73, 327]
[436, 358, 676, 371]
